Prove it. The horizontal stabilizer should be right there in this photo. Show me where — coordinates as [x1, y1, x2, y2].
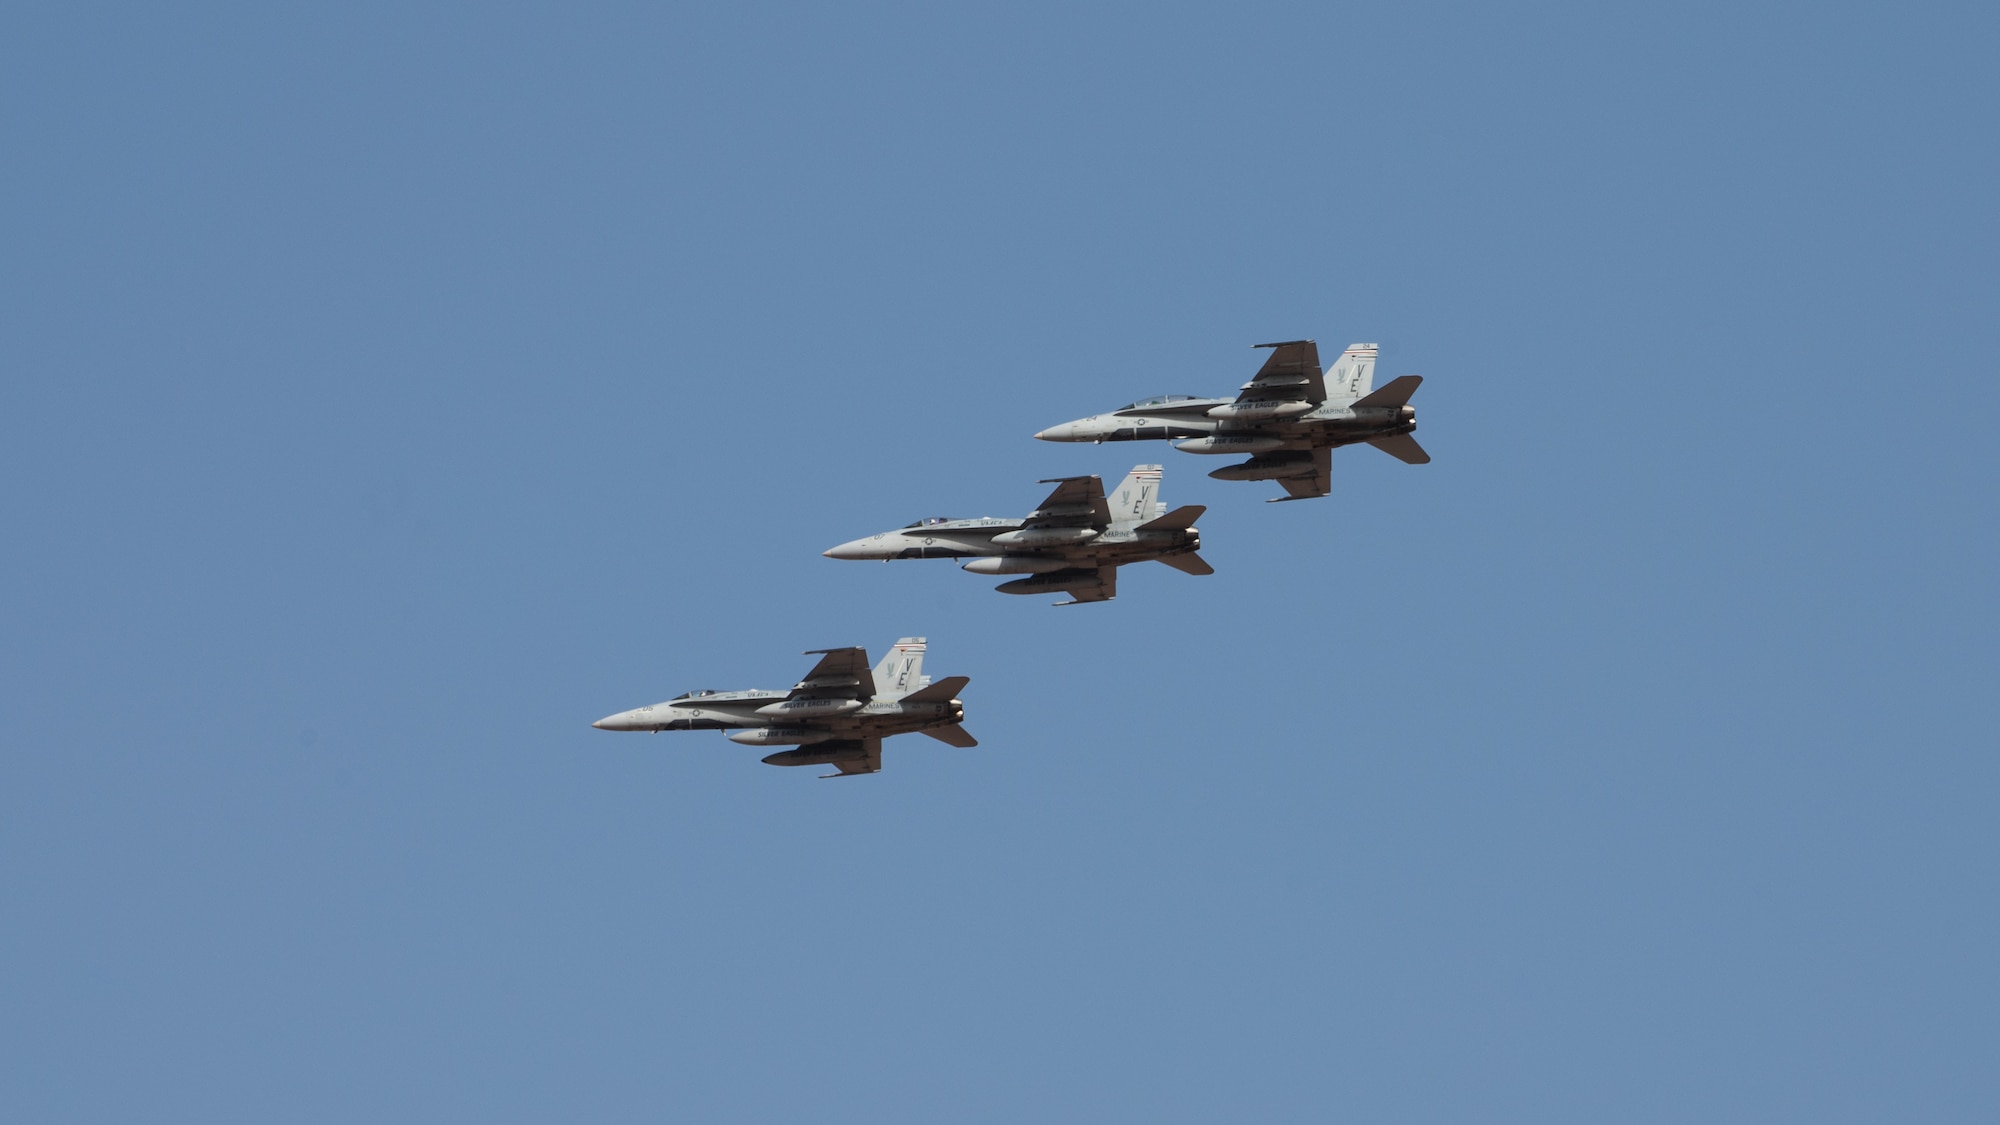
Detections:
[1351, 374, 1422, 409]
[1155, 551, 1214, 576]
[920, 724, 979, 748]
[1137, 504, 1204, 532]
[902, 675, 968, 704]
[1367, 433, 1431, 464]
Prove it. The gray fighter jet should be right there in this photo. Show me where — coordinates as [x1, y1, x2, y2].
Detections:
[1034, 341, 1428, 501]
[822, 465, 1210, 605]
[591, 638, 974, 777]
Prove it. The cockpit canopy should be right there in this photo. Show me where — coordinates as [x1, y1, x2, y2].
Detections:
[670, 689, 718, 700]
[902, 516, 956, 528]
[1117, 394, 1201, 411]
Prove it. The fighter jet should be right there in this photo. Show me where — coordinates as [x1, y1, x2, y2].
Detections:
[591, 638, 974, 777]
[822, 465, 1210, 605]
[1034, 341, 1428, 501]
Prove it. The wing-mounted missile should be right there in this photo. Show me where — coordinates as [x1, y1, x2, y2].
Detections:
[960, 556, 1071, 575]
[989, 526, 1100, 548]
[753, 698, 865, 719]
[727, 727, 835, 746]
[1205, 399, 1315, 422]
[1174, 434, 1287, 455]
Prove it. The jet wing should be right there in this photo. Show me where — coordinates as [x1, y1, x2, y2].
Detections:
[1026, 475, 1110, 530]
[789, 646, 875, 701]
[1236, 339, 1325, 406]
[825, 738, 883, 777]
[1271, 448, 1333, 501]
[1056, 565, 1118, 605]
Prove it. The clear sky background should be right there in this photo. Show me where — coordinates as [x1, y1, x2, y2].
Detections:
[3, 2, 1996, 1121]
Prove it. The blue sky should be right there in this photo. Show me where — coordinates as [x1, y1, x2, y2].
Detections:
[3, 2, 1996, 1121]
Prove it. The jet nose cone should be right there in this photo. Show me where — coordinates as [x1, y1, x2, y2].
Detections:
[1036, 419, 1101, 442]
[823, 538, 873, 560]
[592, 712, 628, 731]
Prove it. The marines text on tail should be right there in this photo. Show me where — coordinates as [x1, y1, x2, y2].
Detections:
[822, 465, 1211, 605]
[1034, 340, 1428, 501]
[591, 638, 976, 777]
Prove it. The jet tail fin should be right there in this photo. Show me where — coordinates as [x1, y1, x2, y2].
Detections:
[1137, 504, 1204, 532]
[871, 638, 927, 700]
[1367, 432, 1431, 464]
[920, 724, 979, 748]
[1155, 551, 1214, 576]
[1352, 374, 1422, 410]
[1106, 465, 1164, 525]
[1324, 343, 1379, 399]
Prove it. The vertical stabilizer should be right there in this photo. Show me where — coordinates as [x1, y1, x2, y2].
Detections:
[1107, 465, 1165, 526]
[1324, 343, 1379, 400]
[872, 637, 928, 700]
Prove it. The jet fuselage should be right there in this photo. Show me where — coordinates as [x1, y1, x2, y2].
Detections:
[592, 691, 964, 742]
[1035, 400, 1416, 451]
[822, 517, 1201, 569]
